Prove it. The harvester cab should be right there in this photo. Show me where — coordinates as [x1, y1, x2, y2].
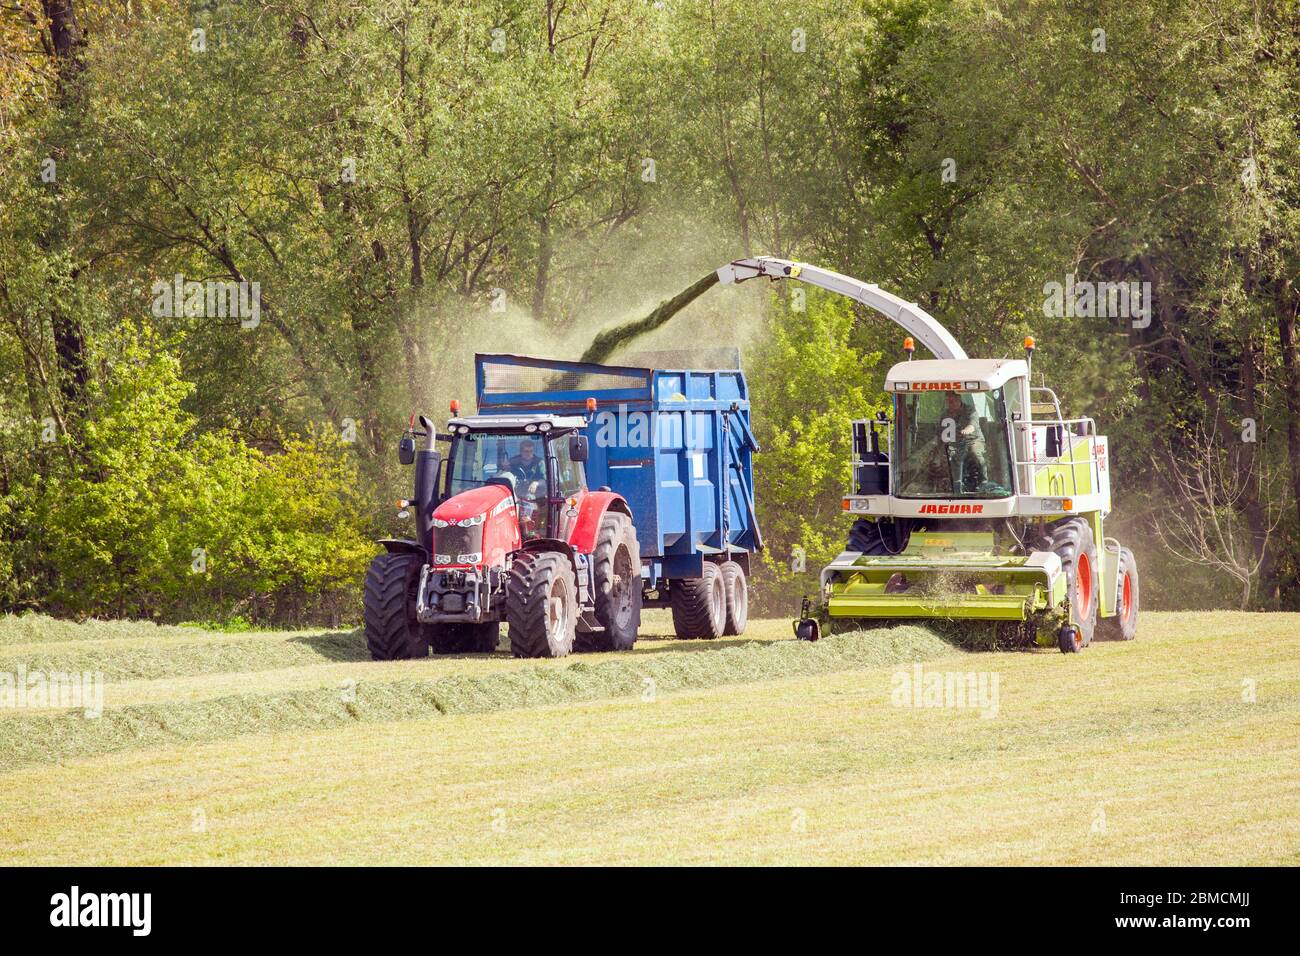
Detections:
[714, 256, 1139, 652]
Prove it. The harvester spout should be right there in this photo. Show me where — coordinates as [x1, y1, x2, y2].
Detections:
[717, 257, 968, 361]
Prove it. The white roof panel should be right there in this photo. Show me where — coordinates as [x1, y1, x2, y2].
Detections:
[885, 358, 1027, 390]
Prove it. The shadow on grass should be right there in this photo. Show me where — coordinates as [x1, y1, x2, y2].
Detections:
[286, 630, 370, 662]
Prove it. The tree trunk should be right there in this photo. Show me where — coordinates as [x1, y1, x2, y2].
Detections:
[41, 0, 90, 420]
[1277, 280, 1300, 533]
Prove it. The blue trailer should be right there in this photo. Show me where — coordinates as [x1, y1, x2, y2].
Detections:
[364, 351, 762, 660]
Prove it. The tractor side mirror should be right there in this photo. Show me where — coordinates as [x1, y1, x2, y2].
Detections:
[568, 434, 589, 463]
[398, 435, 416, 466]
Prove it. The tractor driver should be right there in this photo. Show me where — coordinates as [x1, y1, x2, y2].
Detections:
[502, 438, 546, 540]
[941, 390, 987, 492]
[509, 439, 545, 483]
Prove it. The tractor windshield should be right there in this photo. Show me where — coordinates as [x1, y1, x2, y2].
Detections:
[448, 433, 549, 536]
[448, 433, 546, 494]
[894, 389, 1014, 498]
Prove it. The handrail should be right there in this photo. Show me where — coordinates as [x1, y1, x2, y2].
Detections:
[1011, 417, 1099, 497]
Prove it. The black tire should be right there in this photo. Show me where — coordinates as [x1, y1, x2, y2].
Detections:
[431, 622, 499, 654]
[670, 562, 727, 639]
[1058, 625, 1081, 654]
[847, 518, 913, 555]
[1097, 547, 1139, 641]
[1047, 517, 1098, 649]
[794, 619, 820, 642]
[591, 512, 641, 651]
[363, 552, 431, 661]
[506, 551, 577, 658]
[720, 561, 748, 635]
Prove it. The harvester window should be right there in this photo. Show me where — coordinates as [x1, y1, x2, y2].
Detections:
[895, 389, 1013, 498]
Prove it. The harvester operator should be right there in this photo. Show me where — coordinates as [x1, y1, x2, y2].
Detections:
[941, 390, 987, 492]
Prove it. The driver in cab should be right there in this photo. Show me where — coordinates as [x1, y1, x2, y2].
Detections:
[509, 439, 545, 483]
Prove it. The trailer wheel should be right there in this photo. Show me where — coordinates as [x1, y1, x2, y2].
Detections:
[431, 622, 499, 654]
[670, 562, 727, 639]
[720, 561, 748, 635]
[1048, 517, 1098, 649]
[1097, 547, 1139, 641]
[363, 552, 431, 661]
[591, 512, 641, 651]
[506, 551, 577, 658]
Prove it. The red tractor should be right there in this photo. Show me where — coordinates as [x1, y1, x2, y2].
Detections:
[363, 409, 642, 659]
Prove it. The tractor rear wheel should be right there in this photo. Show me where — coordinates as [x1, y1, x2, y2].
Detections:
[431, 622, 499, 654]
[1097, 547, 1139, 641]
[506, 551, 577, 658]
[591, 512, 641, 651]
[1048, 517, 1098, 651]
[670, 562, 726, 639]
[363, 552, 431, 661]
[720, 561, 748, 635]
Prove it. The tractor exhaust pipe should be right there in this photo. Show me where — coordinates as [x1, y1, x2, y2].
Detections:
[414, 415, 440, 555]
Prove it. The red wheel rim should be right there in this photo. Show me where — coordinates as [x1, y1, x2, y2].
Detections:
[1121, 571, 1132, 622]
[1076, 552, 1092, 618]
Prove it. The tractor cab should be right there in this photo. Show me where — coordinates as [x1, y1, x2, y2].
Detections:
[443, 414, 589, 541]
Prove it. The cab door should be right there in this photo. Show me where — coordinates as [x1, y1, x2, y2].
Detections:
[549, 433, 587, 543]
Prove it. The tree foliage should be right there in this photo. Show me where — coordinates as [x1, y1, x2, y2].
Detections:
[1, 0, 1297, 620]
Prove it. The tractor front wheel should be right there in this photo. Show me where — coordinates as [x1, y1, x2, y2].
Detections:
[506, 551, 578, 658]
[1097, 547, 1139, 641]
[363, 552, 431, 661]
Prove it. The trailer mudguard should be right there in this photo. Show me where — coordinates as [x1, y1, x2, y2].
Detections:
[566, 491, 632, 555]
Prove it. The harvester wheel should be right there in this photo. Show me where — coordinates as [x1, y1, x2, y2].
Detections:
[720, 561, 748, 635]
[363, 552, 431, 661]
[1048, 517, 1098, 650]
[506, 551, 577, 658]
[670, 562, 726, 639]
[794, 618, 820, 642]
[1058, 624, 1081, 654]
[1097, 547, 1139, 641]
[591, 511, 641, 651]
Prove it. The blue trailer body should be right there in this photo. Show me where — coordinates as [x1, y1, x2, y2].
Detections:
[475, 353, 761, 583]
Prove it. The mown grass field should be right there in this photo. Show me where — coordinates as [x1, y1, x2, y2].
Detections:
[1, 610, 1297, 865]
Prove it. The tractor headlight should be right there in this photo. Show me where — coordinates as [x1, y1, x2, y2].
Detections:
[458, 513, 486, 527]
[432, 518, 450, 528]
[457, 552, 483, 564]
[434, 553, 452, 564]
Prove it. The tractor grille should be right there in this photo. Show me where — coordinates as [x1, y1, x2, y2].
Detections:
[432, 525, 483, 564]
